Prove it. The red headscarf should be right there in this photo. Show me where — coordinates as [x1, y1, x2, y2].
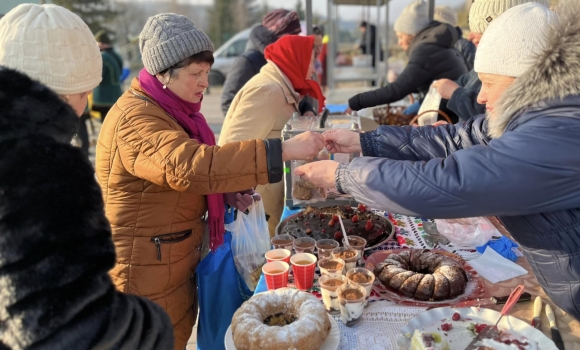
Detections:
[264, 35, 326, 112]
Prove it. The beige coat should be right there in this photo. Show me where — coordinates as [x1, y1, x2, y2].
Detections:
[219, 61, 300, 236]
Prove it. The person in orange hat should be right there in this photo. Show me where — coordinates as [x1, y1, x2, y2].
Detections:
[219, 35, 325, 236]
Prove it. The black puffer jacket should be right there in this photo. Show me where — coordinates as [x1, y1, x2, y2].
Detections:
[348, 22, 468, 111]
[0, 67, 174, 350]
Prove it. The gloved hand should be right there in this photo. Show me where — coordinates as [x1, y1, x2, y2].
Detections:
[224, 189, 261, 212]
[476, 236, 519, 262]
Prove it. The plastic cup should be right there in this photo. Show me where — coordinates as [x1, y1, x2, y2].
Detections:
[332, 246, 359, 272]
[343, 236, 367, 266]
[319, 274, 347, 315]
[337, 283, 366, 327]
[262, 261, 290, 290]
[318, 257, 345, 278]
[271, 234, 295, 251]
[346, 268, 375, 308]
[265, 249, 291, 264]
[290, 253, 317, 291]
[316, 239, 340, 259]
[293, 237, 316, 254]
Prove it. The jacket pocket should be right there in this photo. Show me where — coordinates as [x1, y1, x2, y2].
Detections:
[151, 229, 193, 261]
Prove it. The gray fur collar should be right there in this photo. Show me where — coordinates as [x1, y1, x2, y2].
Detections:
[489, 0, 580, 138]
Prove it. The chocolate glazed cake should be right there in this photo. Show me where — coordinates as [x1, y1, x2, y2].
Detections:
[278, 205, 391, 248]
[374, 249, 468, 301]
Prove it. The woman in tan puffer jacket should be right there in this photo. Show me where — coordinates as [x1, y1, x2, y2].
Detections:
[95, 14, 323, 350]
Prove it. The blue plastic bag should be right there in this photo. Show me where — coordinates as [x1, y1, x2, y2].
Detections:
[196, 208, 252, 350]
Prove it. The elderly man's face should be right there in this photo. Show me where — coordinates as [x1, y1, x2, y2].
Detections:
[477, 73, 516, 117]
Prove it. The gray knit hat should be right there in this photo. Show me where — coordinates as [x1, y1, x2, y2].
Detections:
[139, 13, 214, 75]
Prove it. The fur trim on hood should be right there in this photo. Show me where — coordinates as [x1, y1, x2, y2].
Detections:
[490, 0, 580, 138]
[0, 67, 78, 144]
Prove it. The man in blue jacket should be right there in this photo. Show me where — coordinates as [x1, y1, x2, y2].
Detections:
[296, 1, 580, 320]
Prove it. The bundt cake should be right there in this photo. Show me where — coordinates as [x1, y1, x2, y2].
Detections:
[231, 288, 332, 350]
[374, 249, 468, 301]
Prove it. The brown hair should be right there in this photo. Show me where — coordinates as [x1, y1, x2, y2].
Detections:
[158, 50, 214, 79]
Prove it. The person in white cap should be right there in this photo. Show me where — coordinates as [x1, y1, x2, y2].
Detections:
[346, 0, 468, 121]
[297, 0, 580, 321]
[434, 6, 476, 71]
[432, 0, 551, 121]
[0, 4, 102, 116]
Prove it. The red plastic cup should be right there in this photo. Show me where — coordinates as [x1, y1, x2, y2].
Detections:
[265, 249, 291, 264]
[262, 261, 290, 290]
[290, 253, 317, 291]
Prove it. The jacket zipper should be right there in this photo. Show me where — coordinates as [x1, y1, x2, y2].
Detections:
[151, 230, 193, 261]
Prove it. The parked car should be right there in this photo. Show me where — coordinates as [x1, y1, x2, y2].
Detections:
[210, 27, 251, 86]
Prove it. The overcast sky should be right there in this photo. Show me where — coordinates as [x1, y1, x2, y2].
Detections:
[170, 0, 468, 21]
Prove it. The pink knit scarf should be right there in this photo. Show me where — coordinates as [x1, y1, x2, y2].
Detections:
[139, 68, 225, 251]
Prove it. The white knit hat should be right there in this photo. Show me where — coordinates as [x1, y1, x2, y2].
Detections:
[394, 0, 430, 36]
[434, 6, 458, 26]
[474, 2, 556, 78]
[469, 0, 551, 34]
[0, 4, 102, 95]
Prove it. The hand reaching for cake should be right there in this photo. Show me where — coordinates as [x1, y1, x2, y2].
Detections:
[323, 129, 361, 154]
[282, 131, 325, 161]
[294, 160, 339, 189]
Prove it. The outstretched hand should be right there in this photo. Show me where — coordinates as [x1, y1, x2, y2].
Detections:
[322, 129, 362, 154]
[294, 160, 340, 189]
[282, 131, 325, 161]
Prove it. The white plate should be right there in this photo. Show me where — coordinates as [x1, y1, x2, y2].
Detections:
[396, 307, 557, 350]
[225, 314, 340, 350]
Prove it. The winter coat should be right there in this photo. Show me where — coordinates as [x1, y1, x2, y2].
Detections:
[348, 22, 468, 111]
[335, 1, 580, 320]
[96, 78, 283, 350]
[454, 27, 476, 71]
[93, 48, 123, 107]
[445, 70, 485, 121]
[0, 67, 174, 349]
[219, 61, 301, 236]
[221, 25, 277, 116]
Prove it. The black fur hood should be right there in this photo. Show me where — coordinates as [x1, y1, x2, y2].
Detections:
[247, 24, 278, 53]
[0, 68, 173, 349]
[0, 67, 78, 144]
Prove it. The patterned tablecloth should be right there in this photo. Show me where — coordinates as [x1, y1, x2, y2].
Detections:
[254, 213, 580, 349]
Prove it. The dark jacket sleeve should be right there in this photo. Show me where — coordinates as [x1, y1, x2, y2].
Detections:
[359, 115, 490, 161]
[221, 56, 257, 116]
[338, 118, 580, 219]
[348, 47, 432, 110]
[447, 80, 486, 121]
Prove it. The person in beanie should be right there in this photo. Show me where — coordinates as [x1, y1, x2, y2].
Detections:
[434, 6, 476, 71]
[0, 67, 174, 349]
[220, 9, 301, 116]
[219, 35, 324, 237]
[0, 4, 102, 117]
[346, 0, 467, 121]
[95, 14, 324, 349]
[298, 1, 580, 321]
[92, 29, 124, 121]
[432, 0, 551, 121]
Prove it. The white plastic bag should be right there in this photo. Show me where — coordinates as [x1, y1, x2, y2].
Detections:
[226, 199, 271, 291]
[435, 217, 495, 248]
[417, 86, 442, 126]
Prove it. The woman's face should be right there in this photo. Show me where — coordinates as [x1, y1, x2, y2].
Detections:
[314, 34, 323, 57]
[64, 91, 91, 117]
[396, 32, 414, 51]
[477, 73, 516, 117]
[306, 50, 316, 80]
[160, 61, 211, 103]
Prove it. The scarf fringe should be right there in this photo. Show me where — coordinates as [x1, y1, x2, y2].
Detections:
[209, 216, 225, 252]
